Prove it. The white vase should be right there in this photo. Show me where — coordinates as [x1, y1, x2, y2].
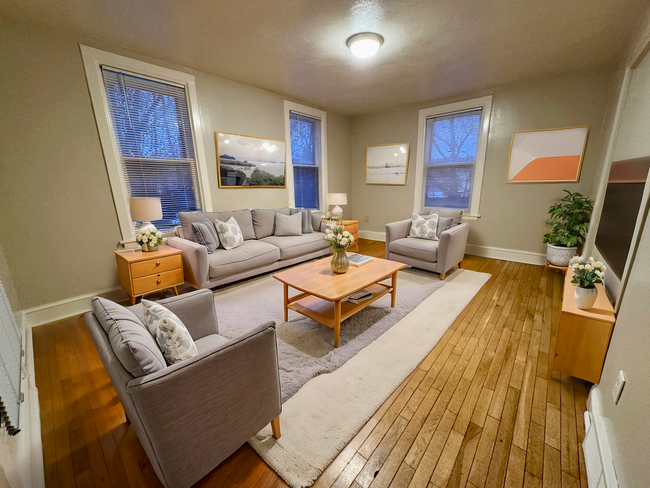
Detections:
[546, 244, 577, 267]
[574, 286, 598, 310]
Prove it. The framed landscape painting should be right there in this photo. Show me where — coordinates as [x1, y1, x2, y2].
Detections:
[506, 126, 589, 183]
[215, 132, 286, 188]
[366, 142, 410, 185]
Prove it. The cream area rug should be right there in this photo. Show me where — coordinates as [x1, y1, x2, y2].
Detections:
[244, 268, 490, 488]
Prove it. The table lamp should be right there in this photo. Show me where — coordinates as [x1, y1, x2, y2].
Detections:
[328, 193, 347, 220]
[130, 197, 163, 233]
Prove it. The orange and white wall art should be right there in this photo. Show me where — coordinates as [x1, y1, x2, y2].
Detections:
[506, 126, 589, 183]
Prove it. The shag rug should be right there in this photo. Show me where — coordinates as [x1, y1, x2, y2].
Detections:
[214, 266, 490, 488]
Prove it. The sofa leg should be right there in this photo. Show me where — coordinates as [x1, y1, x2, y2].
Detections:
[125, 412, 131, 425]
[440, 272, 446, 281]
[458, 261, 462, 269]
[271, 415, 281, 439]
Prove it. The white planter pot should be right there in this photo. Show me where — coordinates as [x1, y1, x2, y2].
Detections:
[574, 286, 598, 310]
[546, 244, 577, 267]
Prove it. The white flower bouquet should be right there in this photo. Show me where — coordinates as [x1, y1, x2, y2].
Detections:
[569, 256, 605, 288]
[325, 223, 354, 251]
[136, 229, 163, 249]
[321, 211, 342, 222]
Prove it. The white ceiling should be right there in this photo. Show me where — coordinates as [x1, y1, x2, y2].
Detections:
[1, 0, 647, 114]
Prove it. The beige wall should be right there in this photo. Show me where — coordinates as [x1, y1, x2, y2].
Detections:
[350, 70, 614, 254]
[0, 17, 350, 309]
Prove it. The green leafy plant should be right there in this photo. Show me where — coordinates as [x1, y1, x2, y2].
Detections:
[569, 256, 605, 288]
[542, 190, 594, 248]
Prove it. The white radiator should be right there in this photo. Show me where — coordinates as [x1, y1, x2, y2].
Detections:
[0, 276, 22, 435]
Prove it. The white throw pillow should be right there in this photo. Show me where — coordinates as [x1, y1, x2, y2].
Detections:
[275, 211, 303, 236]
[409, 212, 439, 241]
[214, 216, 244, 250]
[141, 299, 198, 365]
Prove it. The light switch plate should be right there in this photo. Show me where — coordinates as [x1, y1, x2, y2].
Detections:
[612, 370, 626, 404]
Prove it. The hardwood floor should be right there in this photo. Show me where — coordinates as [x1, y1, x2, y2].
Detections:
[32, 239, 590, 488]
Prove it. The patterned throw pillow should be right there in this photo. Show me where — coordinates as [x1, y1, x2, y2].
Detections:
[437, 217, 454, 237]
[192, 218, 220, 253]
[141, 299, 198, 365]
[214, 216, 244, 250]
[275, 212, 303, 236]
[290, 208, 313, 233]
[409, 212, 439, 240]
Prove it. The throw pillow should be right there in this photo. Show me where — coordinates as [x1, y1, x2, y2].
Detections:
[91, 297, 166, 377]
[192, 218, 220, 253]
[409, 212, 439, 240]
[290, 208, 313, 234]
[141, 299, 199, 365]
[214, 216, 244, 250]
[437, 217, 454, 237]
[275, 212, 303, 236]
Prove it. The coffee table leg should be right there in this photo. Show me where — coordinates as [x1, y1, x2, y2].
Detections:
[391, 272, 397, 307]
[283, 283, 289, 322]
[334, 299, 341, 348]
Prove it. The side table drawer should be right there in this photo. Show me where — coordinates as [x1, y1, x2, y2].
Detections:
[131, 254, 182, 279]
[133, 268, 183, 296]
[345, 224, 359, 234]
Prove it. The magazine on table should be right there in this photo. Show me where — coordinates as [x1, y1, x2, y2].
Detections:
[348, 289, 373, 304]
[348, 253, 374, 267]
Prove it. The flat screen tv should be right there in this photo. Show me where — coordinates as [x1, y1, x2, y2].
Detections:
[595, 156, 650, 279]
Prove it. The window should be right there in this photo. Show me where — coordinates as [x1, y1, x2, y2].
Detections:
[414, 96, 492, 219]
[284, 101, 328, 210]
[81, 46, 212, 241]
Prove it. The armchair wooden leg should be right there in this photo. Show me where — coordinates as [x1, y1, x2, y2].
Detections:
[458, 261, 462, 269]
[125, 412, 131, 425]
[440, 272, 446, 281]
[271, 415, 281, 439]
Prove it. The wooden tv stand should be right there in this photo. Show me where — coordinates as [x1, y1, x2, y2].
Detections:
[550, 271, 616, 383]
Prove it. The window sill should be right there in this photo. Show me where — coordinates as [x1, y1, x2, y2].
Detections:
[462, 215, 480, 221]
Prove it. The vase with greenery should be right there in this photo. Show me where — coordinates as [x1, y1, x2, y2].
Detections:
[325, 223, 354, 274]
[136, 229, 163, 252]
[569, 256, 605, 309]
[543, 190, 593, 266]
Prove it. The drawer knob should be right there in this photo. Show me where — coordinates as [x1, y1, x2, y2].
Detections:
[156, 261, 161, 266]
[156, 279, 162, 285]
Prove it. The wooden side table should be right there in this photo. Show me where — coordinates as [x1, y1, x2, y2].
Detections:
[550, 271, 615, 383]
[115, 244, 184, 304]
[321, 219, 359, 252]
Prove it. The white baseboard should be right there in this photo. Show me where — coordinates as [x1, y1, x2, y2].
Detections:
[358, 230, 386, 242]
[465, 244, 546, 266]
[24, 286, 128, 328]
[584, 387, 618, 487]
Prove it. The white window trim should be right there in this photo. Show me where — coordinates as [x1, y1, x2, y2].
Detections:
[413, 95, 493, 220]
[283, 101, 328, 211]
[80, 45, 213, 242]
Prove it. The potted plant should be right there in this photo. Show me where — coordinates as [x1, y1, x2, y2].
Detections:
[543, 190, 593, 266]
[569, 256, 606, 309]
[325, 223, 354, 274]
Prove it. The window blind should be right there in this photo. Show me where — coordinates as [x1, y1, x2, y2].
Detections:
[290, 112, 321, 209]
[101, 67, 201, 231]
[0, 277, 21, 435]
[422, 108, 483, 210]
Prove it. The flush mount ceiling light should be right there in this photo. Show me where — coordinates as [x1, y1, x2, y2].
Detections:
[346, 32, 384, 58]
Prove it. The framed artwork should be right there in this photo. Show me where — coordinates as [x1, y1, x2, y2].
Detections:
[365, 142, 410, 185]
[215, 132, 286, 188]
[506, 126, 589, 183]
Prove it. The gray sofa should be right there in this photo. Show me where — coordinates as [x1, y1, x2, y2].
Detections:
[385, 208, 469, 279]
[85, 289, 281, 488]
[169, 208, 331, 289]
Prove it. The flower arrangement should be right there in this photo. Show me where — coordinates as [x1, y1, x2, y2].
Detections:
[325, 223, 354, 250]
[569, 256, 605, 288]
[321, 211, 342, 222]
[136, 229, 163, 250]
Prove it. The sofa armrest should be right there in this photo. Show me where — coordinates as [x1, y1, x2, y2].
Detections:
[436, 222, 469, 274]
[385, 218, 412, 259]
[167, 236, 208, 288]
[127, 321, 280, 488]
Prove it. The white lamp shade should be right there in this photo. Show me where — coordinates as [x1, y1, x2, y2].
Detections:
[328, 193, 348, 206]
[130, 197, 163, 222]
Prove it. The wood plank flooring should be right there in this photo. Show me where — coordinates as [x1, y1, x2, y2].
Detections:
[32, 239, 590, 488]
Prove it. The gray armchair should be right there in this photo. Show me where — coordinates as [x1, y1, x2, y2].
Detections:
[84, 289, 281, 488]
[385, 209, 469, 279]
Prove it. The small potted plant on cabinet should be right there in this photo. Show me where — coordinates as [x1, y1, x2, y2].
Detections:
[543, 190, 594, 267]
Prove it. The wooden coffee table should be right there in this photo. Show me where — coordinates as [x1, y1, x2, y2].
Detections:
[273, 257, 406, 347]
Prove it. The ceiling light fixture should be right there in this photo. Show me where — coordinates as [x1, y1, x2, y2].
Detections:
[346, 32, 384, 58]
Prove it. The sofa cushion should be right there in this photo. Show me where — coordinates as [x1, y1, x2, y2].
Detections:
[91, 297, 166, 378]
[194, 334, 229, 354]
[215, 216, 244, 250]
[208, 240, 280, 279]
[179, 209, 255, 242]
[141, 299, 199, 365]
[290, 208, 313, 233]
[409, 213, 439, 240]
[437, 217, 454, 237]
[251, 208, 290, 239]
[191, 218, 220, 253]
[419, 208, 463, 226]
[275, 212, 303, 236]
[260, 232, 329, 260]
[389, 237, 439, 262]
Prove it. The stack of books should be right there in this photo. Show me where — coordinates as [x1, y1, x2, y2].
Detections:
[348, 253, 374, 267]
[348, 289, 372, 304]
